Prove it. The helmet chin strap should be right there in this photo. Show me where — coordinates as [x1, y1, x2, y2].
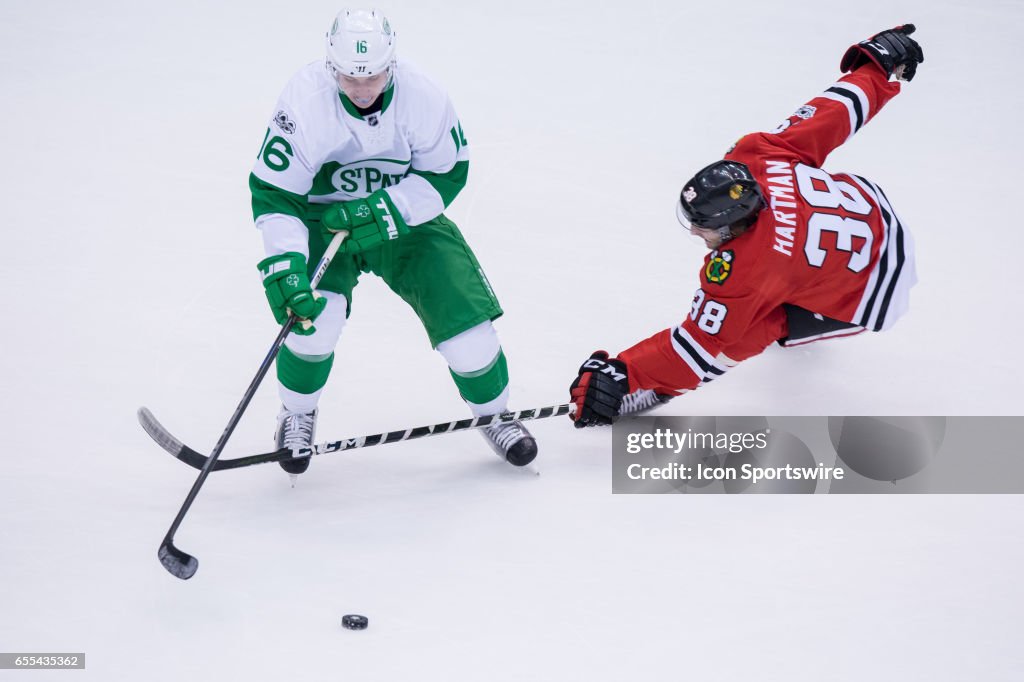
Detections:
[692, 224, 734, 247]
[713, 226, 734, 244]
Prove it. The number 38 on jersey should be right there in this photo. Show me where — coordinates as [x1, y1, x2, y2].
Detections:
[795, 163, 874, 273]
[690, 289, 727, 335]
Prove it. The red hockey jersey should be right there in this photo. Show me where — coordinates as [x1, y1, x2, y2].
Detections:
[619, 64, 917, 397]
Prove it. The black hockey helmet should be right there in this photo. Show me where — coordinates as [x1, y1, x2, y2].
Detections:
[675, 160, 766, 230]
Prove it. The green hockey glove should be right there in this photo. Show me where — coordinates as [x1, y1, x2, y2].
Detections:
[257, 252, 326, 335]
[321, 190, 409, 254]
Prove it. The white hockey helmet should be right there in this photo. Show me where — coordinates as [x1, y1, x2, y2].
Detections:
[325, 9, 396, 81]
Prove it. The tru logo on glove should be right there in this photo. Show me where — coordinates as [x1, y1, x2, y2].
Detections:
[321, 190, 410, 254]
[376, 198, 399, 240]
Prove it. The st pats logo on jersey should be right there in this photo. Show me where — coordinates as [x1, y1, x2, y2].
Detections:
[327, 160, 410, 195]
[705, 250, 734, 285]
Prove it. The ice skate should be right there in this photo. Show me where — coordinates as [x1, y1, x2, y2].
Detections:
[481, 419, 538, 467]
[275, 407, 318, 478]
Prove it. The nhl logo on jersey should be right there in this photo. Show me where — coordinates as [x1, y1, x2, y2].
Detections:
[274, 111, 296, 134]
[705, 250, 734, 285]
[366, 113, 380, 127]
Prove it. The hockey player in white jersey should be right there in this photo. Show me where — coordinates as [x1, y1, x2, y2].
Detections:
[252, 9, 537, 475]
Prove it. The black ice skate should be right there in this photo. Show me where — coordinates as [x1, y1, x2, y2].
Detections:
[275, 407, 318, 477]
[482, 419, 538, 467]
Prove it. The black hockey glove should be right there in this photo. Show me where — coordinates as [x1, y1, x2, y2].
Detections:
[840, 24, 924, 82]
[569, 351, 630, 428]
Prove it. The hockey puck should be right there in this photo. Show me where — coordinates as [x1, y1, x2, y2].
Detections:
[342, 614, 369, 630]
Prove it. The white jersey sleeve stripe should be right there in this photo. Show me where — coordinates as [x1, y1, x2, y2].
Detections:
[821, 81, 870, 141]
[820, 92, 857, 140]
[670, 326, 712, 379]
[675, 325, 717, 366]
[837, 81, 871, 126]
[670, 326, 730, 384]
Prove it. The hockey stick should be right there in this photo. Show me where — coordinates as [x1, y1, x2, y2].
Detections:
[155, 230, 348, 580]
[139, 403, 573, 472]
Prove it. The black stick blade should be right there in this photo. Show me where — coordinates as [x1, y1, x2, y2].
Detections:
[159, 542, 198, 580]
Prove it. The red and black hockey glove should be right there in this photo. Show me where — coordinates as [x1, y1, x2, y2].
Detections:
[569, 351, 630, 428]
[840, 24, 924, 82]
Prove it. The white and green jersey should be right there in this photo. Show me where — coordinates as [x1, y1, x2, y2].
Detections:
[251, 60, 470, 257]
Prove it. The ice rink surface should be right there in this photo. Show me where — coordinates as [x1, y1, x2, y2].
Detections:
[2, 0, 1022, 679]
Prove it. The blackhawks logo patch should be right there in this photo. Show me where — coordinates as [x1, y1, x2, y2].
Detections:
[705, 250, 734, 285]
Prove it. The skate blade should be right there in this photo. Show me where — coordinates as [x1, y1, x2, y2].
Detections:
[506, 460, 540, 476]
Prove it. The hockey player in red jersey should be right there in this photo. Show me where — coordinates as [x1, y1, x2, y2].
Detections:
[570, 25, 925, 427]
